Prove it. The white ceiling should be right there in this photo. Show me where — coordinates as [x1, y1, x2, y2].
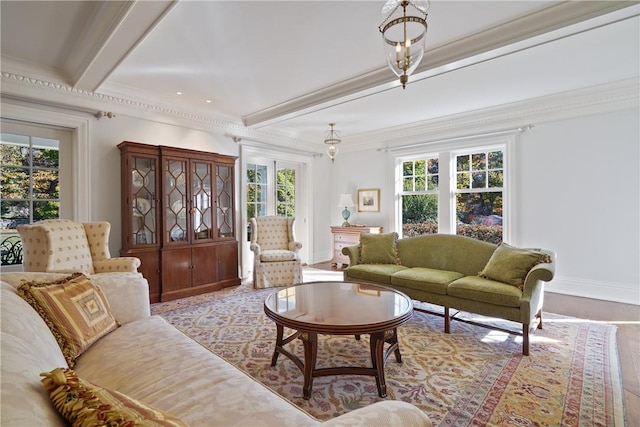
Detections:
[1, 1, 638, 152]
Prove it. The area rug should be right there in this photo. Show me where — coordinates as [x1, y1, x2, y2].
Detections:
[151, 274, 625, 426]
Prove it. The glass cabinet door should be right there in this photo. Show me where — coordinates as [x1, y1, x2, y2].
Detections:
[165, 159, 188, 243]
[131, 156, 157, 245]
[216, 164, 234, 238]
[192, 161, 214, 241]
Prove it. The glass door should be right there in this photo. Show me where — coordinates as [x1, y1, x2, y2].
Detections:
[165, 158, 188, 244]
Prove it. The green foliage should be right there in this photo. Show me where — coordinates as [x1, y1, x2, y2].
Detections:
[402, 194, 437, 224]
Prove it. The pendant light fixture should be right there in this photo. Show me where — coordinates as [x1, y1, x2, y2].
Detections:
[324, 123, 341, 163]
[379, 0, 429, 89]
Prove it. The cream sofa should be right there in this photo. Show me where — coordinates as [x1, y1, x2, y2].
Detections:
[1, 271, 431, 427]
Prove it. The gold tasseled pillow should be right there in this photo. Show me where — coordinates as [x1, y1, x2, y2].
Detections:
[17, 273, 118, 367]
[41, 368, 189, 427]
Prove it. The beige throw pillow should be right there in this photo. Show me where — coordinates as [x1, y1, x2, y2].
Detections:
[17, 273, 118, 368]
[479, 243, 545, 289]
[358, 232, 401, 265]
[41, 367, 189, 427]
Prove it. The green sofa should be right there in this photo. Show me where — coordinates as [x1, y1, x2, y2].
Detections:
[342, 233, 556, 355]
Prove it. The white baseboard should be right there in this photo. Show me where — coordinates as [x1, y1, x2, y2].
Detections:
[546, 276, 639, 306]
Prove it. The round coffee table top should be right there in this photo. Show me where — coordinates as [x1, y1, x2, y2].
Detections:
[264, 281, 413, 335]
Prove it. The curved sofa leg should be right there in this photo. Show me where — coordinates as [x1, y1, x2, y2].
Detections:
[444, 307, 450, 334]
[522, 324, 530, 356]
[537, 310, 543, 330]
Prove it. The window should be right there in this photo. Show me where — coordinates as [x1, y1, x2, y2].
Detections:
[276, 167, 296, 217]
[247, 163, 267, 222]
[454, 149, 503, 243]
[401, 157, 439, 237]
[397, 141, 508, 244]
[1, 132, 60, 265]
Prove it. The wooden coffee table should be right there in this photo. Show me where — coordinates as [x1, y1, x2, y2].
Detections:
[264, 281, 413, 399]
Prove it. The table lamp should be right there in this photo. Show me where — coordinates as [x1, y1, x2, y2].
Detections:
[337, 193, 356, 227]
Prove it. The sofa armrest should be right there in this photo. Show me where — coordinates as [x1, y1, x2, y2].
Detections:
[322, 400, 431, 426]
[89, 273, 150, 325]
[341, 245, 360, 265]
[93, 257, 140, 273]
[289, 241, 303, 253]
[522, 250, 556, 297]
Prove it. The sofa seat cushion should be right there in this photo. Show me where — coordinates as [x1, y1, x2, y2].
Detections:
[260, 249, 298, 262]
[74, 315, 319, 427]
[447, 276, 523, 307]
[390, 268, 464, 295]
[345, 264, 408, 284]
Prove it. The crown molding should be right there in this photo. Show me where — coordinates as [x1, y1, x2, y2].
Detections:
[343, 78, 640, 152]
[2, 73, 637, 156]
[0, 70, 316, 151]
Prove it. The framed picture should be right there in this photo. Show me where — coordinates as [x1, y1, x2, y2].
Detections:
[357, 188, 380, 212]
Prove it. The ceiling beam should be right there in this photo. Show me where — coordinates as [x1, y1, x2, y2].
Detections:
[242, 1, 638, 128]
[69, 0, 177, 92]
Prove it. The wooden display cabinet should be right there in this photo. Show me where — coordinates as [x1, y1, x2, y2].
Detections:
[118, 141, 240, 302]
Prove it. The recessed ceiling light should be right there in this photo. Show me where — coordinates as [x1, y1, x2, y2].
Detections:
[176, 91, 182, 95]
[206, 100, 212, 103]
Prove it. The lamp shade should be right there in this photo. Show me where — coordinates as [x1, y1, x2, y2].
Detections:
[337, 193, 356, 208]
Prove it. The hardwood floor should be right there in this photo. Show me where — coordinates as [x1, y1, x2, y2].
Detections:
[311, 262, 640, 426]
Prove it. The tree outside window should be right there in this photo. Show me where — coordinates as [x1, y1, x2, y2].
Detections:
[276, 167, 295, 217]
[401, 157, 438, 237]
[1, 134, 60, 265]
[455, 150, 503, 243]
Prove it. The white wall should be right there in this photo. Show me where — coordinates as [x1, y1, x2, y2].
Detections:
[321, 108, 639, 305]
[516, 109, 639, 304]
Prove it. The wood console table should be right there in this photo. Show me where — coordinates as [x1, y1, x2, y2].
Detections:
[330, 226, 383, 267]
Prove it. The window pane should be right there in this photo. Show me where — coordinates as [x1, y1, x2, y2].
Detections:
[33, 169, 59, 199]
[1, 167, 29, 198]
[33, 201, 59, 221]
[488, 170, 503, 188]
[414, 176, 426, 191]
[472, 171, 486, 188]
[427, 175, 438, 191]
[488, 151, 503, 169]
[457, 155, 469, 172]
[456, 192, 502, 243]
[32, 145, 59, 168]
[1, 200, 29, 222]
[1, 141, 29, 166]
[402, 161, 413, 176]
[402, 194, 438, 237]
[414, 160, 426, 175]
[457, 172, 469, 189]
[427, 158, 438, 174]
[471, 153, 486, 171]
[403, 177, 413, 191]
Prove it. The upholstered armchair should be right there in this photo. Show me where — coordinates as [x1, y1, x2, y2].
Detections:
[17, 219, 140, 274]
[250, 216, 302, 288]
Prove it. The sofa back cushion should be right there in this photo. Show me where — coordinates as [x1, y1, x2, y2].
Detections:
[397, 234, 497, 275]
[358, 232, 401, 264]
[17, 273, 118, 368]
[1, 282, 68, 427]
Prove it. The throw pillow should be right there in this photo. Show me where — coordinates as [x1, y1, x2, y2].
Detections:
[17, 273, 118, 368]
[479, 243, 546, 289]
[359, 232, 401, 265]
[41, 367, 188, 427]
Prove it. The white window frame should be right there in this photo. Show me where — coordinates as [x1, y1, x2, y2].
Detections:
[393, 134, 515, 242]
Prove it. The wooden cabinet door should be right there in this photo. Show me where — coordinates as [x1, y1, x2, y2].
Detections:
[217, 241, 239, 283]
[161, 247, 192, 299]
[191, 245, 217, 287]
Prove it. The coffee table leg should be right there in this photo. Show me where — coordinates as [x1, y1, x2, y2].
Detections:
[300, 332, 318, 400]
[370, 331, 388, 398]
[271, 323, 284, 366]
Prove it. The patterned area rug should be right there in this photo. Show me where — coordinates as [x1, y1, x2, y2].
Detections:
[151, 272, 625, 426]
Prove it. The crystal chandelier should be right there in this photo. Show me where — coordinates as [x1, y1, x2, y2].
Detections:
[324, 123, 341, 163]
[379, 0, 429, 89]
